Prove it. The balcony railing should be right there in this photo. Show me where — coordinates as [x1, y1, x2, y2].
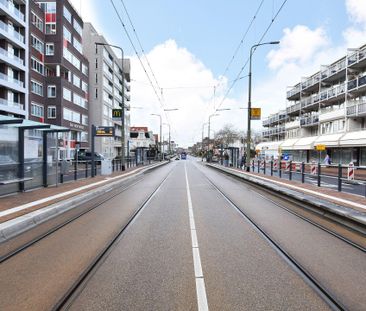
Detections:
[348, 75, 366, 91]
[301, 72, 320, 90]
[0, 20, 24, 44]
[0, 0, 25, 22]
[347, 100, 366, 117]
[262, 126, 285, 137]
[0, 97, 24, 110]
[300, 115, 319, 126]
[348, 46, 366, 66]
[0, 46, 24, 65]
[285, 120, 300, 130]
[286, 84, 301, 99]
[0, 72, 24, 88]
[286, 102, 301, 114]
[321, 59, 346, 80]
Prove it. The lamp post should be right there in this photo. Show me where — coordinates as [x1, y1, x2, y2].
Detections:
[163, 123, 171, 156]
[246, 41, 280, 171]
[207, 113, 220, 162]
[95, 42, 126, 170]
[151, 113, 162, 160]
[201, 122, 208, 161]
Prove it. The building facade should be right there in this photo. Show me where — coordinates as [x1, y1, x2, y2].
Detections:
[0, 0, 28, 118]
[28, 0, 89, 159]
[82, 22, 130, 159]
[260, 43, 366, 166]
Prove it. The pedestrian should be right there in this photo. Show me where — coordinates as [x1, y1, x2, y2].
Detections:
[240, 154, 246, 170]
[323, 154, 330, 165]
[224, 152, 229, 167]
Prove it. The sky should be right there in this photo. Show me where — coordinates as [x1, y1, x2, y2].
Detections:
[71, 0, 366, 147]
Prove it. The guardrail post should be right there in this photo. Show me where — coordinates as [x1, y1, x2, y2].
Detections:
[60, 172, 64, 183]
[252, 160, 254, 172]
[289, 160, 292, 181]
[317, 162, 321, 187]
[301, 162, 305, 183]
[338, 164, 342, 192]
[74, 160, 77, 181]
[257, 160, 260, 173]
[263, 160, 266, 175]
[270, 160, 273, 176]
[85, 161, 88, 178]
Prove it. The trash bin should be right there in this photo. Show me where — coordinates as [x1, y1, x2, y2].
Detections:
[101, 159, 112, 175]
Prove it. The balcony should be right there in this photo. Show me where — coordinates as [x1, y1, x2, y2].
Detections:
[319, 108, 344, 122]
[286, 84, 301, 100]
[0, 72, 24, 89]
[262, 126, 285, 138]
[285, 120, 300, 130]
[0, 0, 25, 24]
[347, 75, 366, 93]
[321, 58, 346, 82]
[0, 97, 24, 110]
[300, 95, 318, 111]
[0, 20, 25, 47]
[347, 100, 366, 117]
[300, 114, 319, 127]
[0, 46, 24, 68]
[301, 72, 320, 92]
[286, 102, 301, 115]
[348, 46, 366, 67]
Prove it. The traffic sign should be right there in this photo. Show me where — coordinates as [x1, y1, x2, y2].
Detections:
[112, 109, 122, 119]
[95, 126, 115, 137]
[251, 108, 261, 120]
[315, 144, 326, 151]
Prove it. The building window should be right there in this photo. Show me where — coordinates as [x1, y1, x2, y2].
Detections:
[38, 2, 56, 34]
[31, 35, 44, 54]
[31, 102, 44, 118]
[47, 106, 56, 119]
[73, 74, 81, 88]
[31, 80, 43, 96]
[63, 107, 80, 123]
[63, 26, 72, 43]
[47, 85, 56, 98]
[31, 11, 43, 32]
[73, 37, 82, 54]
[82, 81, 88, 93]
[73, 19, 82, 36]
[82, 115, 88, 125]
[45, 43, 54, 56]
[63, 87, 72, 102]
[81, 131, 88, 142]
[82, 63, 88, 76]
[63, 6, 72, 23]
[31, 57, 44, 75]
[73, 93, 87, 108]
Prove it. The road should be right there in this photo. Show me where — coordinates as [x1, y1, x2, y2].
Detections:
[0, 157, 365, 310]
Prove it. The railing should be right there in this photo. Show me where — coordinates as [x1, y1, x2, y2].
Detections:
[0, 46, 24, 65]
[300, 114, 319, 126]
[0, 97, 24, 110]
[348, 75, 366, 91]
[321, 59, 346, 80]
[286, 84, 301, 99]
[347, 100, 366, 117]
[301, 72, 321, 90]
[0, 0, 25, 22]
[0, 72, 25, 88]
[286, 102, 301, 114]
[0, 20, 24, 44]
[348, 46, 366, 66]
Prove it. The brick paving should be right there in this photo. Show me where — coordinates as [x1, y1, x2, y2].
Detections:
[0, 165, 153, 223]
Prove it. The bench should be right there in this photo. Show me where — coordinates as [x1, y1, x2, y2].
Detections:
[0, 177, 33, 185]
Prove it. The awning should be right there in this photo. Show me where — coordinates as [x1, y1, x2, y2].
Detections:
[279, 138, 299, 150]
[340, 130, 366, 146]
[293, 136, 318, 150]
[314, 133, 345, 147]
[255, 141, 283, 151]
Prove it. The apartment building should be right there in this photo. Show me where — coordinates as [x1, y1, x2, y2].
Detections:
[260, 43, 366, 165]
[28, 0, 89, 159]
[129, 126, 155, 151]
[82, 22, 131, 159]
[0, 0, 28, 117]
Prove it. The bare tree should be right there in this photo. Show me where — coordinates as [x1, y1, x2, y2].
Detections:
[214, 124, 240, 147]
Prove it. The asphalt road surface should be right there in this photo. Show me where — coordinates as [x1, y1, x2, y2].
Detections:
[1, 157, 365, 310]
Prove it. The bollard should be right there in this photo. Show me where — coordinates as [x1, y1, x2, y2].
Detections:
[270, 160, 273, 176]
[347, 162, 354, 181]
[74, 160, 77, 181]
[317, 162, 321, 187]
[338, 164, 342, 192]
[289, 160, 292, 181]
[252, 160, 254, 172]
[279, 161, 282, 178]
[263, 160, 266, 175]
[257, 160, 260, 173]
[85, 161, 88, 178]
[60, 173, 64, 184]
[301, 162, 305, 183]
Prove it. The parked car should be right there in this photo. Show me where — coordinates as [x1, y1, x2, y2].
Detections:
[75, 151, 104, 162]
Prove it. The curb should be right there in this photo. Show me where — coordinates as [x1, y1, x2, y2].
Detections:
[0, 162, 168, 243]
[206, 164, 366, 231]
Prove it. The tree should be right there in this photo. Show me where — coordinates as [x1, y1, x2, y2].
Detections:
[214, 124, 240, 147]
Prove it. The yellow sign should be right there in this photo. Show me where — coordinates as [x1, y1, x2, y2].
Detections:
[112, 109, 122, 119]
[95, 126, 115, 137]
[251, 108, 261, 120]
[315, 144, 326, 151]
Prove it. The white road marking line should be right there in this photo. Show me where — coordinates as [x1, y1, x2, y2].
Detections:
[185, 163, 209, 311]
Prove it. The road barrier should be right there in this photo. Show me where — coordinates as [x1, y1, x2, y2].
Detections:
[348, 162, 355, 181]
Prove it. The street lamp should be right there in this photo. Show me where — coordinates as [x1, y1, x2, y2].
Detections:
[201, 122, 208, 161]
[151, 113, 162, 161]
[163, 123, 171, 156]
[207, 113, 220, 162]
[246, 41, 280, 172]
[95, 42, 127, 170]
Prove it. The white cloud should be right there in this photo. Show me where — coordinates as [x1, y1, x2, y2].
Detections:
[345, 0, 366, 25]
[129, 40, 236, 147]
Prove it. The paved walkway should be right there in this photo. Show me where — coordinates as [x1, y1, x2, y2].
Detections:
[0, 164, 159, 223]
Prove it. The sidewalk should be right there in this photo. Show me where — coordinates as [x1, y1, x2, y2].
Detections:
[0, 163, 161, 224]
[208, 164, 366, 216]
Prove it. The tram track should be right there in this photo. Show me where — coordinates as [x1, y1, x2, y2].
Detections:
[53, 166, 174, 310]
[202, 171, 346, 310]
